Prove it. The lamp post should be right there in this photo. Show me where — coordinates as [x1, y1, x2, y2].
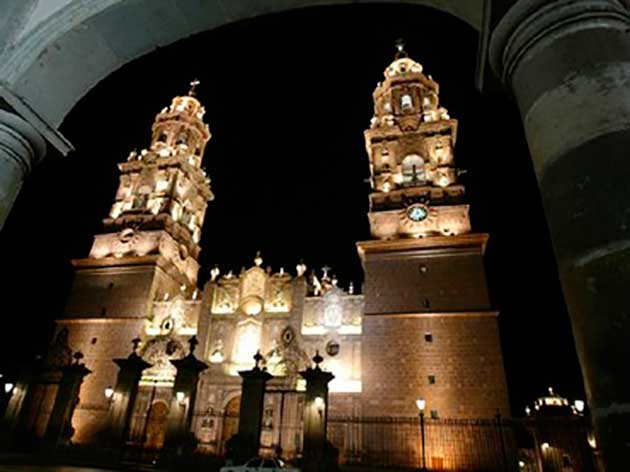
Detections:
[416, 398, 426, 471]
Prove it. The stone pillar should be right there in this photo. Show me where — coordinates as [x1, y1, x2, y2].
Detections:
[300, 352, 334, 472]
[236, 351, 273, 461]
[0, 367, 37, 449]
[0, 110, 46, 230]
[105, 339, 151, 447]
[163, 336, 208, 455]
[43, 353, 91, 448]
[489, 1, 630, 469]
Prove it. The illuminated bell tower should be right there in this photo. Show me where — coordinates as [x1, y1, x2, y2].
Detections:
[55, 83, 214, 443]
[357, 45, 509, 419]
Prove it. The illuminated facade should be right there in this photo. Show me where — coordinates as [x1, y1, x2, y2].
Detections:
[28, 49, 509, 463]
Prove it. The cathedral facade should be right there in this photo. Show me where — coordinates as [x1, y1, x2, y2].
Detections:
[23, 49, 510, 461]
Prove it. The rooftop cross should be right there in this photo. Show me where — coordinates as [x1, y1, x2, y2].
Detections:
[395, 38, 408, 59]
[189, 79, 200, 96]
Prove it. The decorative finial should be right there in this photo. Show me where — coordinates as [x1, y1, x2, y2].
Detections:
[254, 251, 263, 267]
[131, 337, 142, 354]
[253, 350, 264, 369]
[348, 282, 355, 294]
[395, 38, 408, 59]
[73, 351, 85, 364]
[296, 260, 307, 277]
[210, 265, 220, 281]
[322, 266, 331, 280]
[189, 79, 200, 96]
[188, 335, 199, 355]
[313, 350, 324, 369]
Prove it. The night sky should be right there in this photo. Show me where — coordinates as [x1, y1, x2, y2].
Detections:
[0, 4, 584, 415]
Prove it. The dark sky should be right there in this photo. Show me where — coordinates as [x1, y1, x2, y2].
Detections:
[0, 4, 584, 415]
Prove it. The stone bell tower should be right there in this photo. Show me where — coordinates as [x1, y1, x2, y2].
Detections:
[55, 82, 214, 442]
[357, 45, 510, 419]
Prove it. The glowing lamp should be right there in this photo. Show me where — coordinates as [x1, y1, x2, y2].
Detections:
[416, 398, 426, 412]
[104, 386, 114, 399]
[176, 391, 186, 404]
[574, 399, 585, 413]
[518, 461, 525, 469]
[4, 383, 14, 394]
[541, 442, 550, 451]
[240, 296, 263, 316]
[313, 396, 325, 410]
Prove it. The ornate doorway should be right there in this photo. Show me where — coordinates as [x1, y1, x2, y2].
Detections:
[145, 401, 169, 450]
[221, 395, 241, 453]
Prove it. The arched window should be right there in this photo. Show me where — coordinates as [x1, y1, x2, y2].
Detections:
[401, 154, 425, 184]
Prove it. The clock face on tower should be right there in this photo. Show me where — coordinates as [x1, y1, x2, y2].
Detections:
[407, 204, 428, 222]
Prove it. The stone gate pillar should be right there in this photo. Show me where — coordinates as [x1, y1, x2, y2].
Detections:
[0, 365, 38, 450]
[43, 352, 91, 447]
[236, 351, 273, 462]
[105, 338, 151, 447]
[0, 110, 46, 230]
[490, 1, 630, 469]
[163, 336, 208, 455]
[300, 352, 334, 472]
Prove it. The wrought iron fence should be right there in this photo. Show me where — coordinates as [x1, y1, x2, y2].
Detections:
[327, 415, 598, 472]
[328, 416, 514, 471]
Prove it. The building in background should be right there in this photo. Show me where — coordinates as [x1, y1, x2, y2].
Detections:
[7, 49, 514, 468]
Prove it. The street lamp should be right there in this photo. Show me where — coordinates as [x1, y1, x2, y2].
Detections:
[4, 383, 14, 394]
[176, 391, 186, 406]
[416, 398, 426, 471]
[314, 396, 325, 417]
[574, 399, 585, 414]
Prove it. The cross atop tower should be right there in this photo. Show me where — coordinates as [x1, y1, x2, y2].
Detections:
[189, 79, 200, 96]
[395, 38, 407, 59]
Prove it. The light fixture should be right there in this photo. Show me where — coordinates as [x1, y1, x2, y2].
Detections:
[525, 406, 531, 416]
[574, 399, 585, 413]
[104, 386, 114, 399]
[176, 391, 186, 404]
[518, 461, 525, 469]
[416, 398, 426, 412]
[541, 442, 550, 451]
[314, 396, 325, 412]
[4, 383, 14, 394]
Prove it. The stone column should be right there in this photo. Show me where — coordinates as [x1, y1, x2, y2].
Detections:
[236, 351, 273, 462]
[0, 367, 37, 449]
[490, 1, 630, 469]
[105, 339, 151, 447]
[300, 352, 334, 472]
[163, 336, 208, 455]
[43, 353, 91, 448]
[0, 110, 46, 230]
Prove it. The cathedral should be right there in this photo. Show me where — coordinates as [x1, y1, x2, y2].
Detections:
[10, 47, 510, 465]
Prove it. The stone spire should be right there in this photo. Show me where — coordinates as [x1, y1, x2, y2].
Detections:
[364, 46, 470, 239]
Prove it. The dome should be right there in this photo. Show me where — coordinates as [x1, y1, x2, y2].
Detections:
[385, 57, 424, 78]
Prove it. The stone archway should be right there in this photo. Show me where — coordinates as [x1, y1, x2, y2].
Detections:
[0, 1, 482, 136]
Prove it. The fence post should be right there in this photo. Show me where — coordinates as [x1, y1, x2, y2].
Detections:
[496, 410, 509, 472]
